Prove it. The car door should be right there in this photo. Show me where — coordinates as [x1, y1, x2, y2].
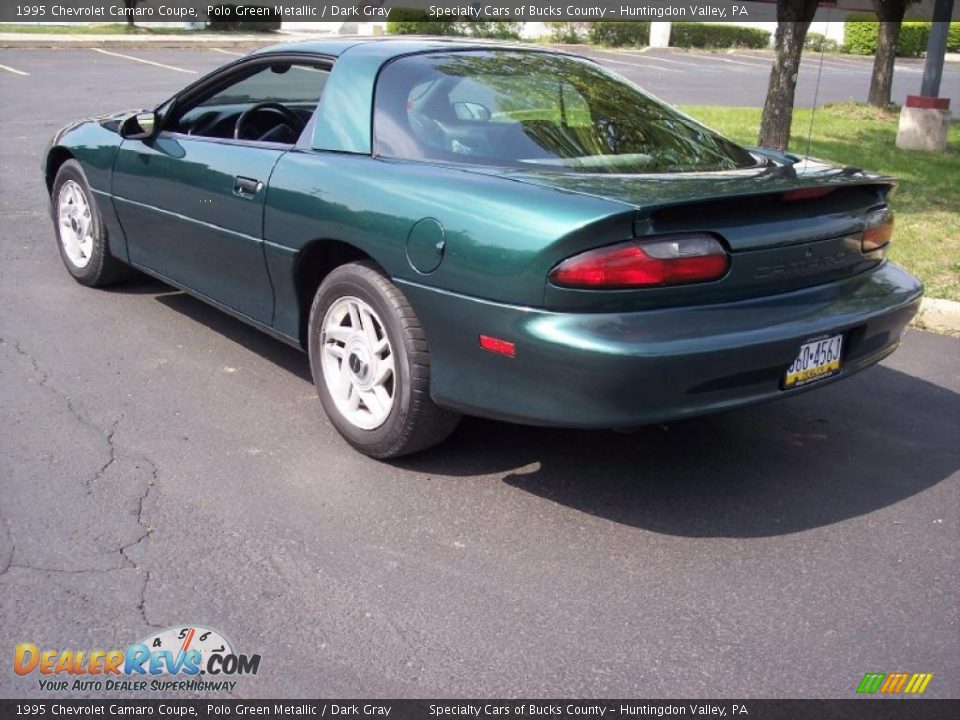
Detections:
[112, 56, 330, 325]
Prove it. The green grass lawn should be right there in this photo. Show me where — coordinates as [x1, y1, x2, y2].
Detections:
[681, 103, 960, 301]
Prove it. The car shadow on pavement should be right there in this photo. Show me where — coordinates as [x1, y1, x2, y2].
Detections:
[151, 289, 313, 383]
[133, 279, 958, 540]
[398, 366, 959, 538]
[102, 274, 175, 295]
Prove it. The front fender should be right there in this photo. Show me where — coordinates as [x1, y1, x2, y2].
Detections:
[43, 113, 132, 262]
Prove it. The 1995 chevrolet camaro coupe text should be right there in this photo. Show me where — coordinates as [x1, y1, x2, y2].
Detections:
[44, 39, 923, 458]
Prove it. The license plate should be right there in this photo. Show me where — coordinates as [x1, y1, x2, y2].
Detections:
[783, 334, 843, 389]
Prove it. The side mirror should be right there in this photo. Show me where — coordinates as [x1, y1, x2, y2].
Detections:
[120, 111, 158, 140]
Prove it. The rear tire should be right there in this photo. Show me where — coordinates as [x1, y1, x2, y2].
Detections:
[308, 261, 460, 459]
[51, 160, 128, 287]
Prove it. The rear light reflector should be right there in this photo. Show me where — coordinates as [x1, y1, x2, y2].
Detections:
[479, 335, 516, 357]
[549, 234, 729, 289]
[862, 207, 893, 252]
[782, 187, 835, 202]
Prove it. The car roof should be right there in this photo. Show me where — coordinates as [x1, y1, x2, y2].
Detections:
[252, 36, 571, 60]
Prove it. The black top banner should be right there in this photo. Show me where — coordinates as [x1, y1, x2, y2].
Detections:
[2, 699, 959, 720]
[1, 1, 953, 25]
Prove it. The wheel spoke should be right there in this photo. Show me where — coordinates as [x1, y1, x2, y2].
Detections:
[373, 337, 389, 355]
[372, 356, 394, 386]
[324, 326, 352, 344]
[336, 359, 353, 399]
[359, 388, 385, 418]
[359, 307, 379, 345]
[345, 383, 361, 411]
[324, 343, 345, 360]
[348, 302, 362, 331]
[372, 385, 392, 414]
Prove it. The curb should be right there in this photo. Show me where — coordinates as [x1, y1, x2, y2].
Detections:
[912, 297, 960, 336]
[0, 33, 308, 49]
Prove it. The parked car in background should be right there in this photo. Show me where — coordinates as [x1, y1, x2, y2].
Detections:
[44, 39, 922, 458]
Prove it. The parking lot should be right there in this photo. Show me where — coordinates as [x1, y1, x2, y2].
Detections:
[1, 43, 957, 108]
[0, 45, 958, 699]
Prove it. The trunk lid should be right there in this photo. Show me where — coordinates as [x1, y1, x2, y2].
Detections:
[484, 153, 896, 312]
[499, 154, 895, 251]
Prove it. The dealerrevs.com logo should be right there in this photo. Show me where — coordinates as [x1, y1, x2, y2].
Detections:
[14, 625, 261, 693]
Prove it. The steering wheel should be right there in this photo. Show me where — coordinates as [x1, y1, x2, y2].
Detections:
[234, 102, 304, 141]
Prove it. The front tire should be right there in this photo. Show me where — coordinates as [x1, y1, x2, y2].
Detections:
[308, 262, 460, 459]
[51, 160, 128, 287]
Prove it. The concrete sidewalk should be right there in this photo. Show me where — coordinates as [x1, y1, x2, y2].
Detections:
[0, 31, 324, 49]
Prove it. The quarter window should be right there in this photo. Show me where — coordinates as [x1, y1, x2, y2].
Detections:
[374, 51, 758, 174]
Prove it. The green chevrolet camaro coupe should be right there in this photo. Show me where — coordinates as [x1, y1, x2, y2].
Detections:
[44, 38, 923, 458]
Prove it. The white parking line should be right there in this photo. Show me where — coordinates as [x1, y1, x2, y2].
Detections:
[701, 54, 770, 69]
[211, 48, 244, 57]
[0, 63, 29, 76]
[597, 56, 684, 74]
[91, 48, 197, 74]
[594, 49, 706, 69]
[726, 53, 874, 75]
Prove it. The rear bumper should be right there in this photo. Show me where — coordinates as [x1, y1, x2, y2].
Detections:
[398, 262, 923, 428]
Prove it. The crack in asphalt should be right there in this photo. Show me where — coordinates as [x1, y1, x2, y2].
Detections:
[85, 416, 121, 494]
[0, 518, 13, 577]
[120, 454, 160, 629]
[6, 564, 129, 575]
[4, 337, 127, 496]
[1, 336, 162, 628]
[5, 337, 108, 452]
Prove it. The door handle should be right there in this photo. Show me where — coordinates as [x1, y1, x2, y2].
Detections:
[234, 176, 262, 197]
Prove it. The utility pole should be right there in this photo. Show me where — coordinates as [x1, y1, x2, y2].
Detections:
[896, 0, 954, 150]
[920, 0, 955, 98]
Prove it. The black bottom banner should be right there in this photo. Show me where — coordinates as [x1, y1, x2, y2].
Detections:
[2, 699, 958, 720]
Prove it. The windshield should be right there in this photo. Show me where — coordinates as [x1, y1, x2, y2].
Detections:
[374, 51, 759, 174]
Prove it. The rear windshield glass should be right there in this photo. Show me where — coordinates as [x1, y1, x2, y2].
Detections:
[374, 51, 758, 174]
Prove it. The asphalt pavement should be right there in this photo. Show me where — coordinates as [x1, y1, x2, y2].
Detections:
[0, 46, 958, 699]
[1, 44, 958, 107]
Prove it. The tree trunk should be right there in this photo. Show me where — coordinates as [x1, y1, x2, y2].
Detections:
[868, 1, 911, 107]
[758, 21, 812, 150]
[868, 23, 901, 106]
[124, 0, 137, 28]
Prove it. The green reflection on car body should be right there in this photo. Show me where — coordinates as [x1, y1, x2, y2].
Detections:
[43, 38, 922, 457]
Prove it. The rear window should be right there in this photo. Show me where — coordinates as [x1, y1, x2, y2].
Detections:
[374, 50, 759, 174]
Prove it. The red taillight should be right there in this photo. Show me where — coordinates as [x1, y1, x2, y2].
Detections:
[549, 235, 729, 289]
[862, 207, 893, 252]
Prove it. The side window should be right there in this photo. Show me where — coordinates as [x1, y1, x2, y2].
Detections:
[173, 62, 329, 144]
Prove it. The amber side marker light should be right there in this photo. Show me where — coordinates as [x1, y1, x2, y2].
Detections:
[549, 234, 729, 289]
[863, 207, 894, 252]
[479, 335, 516, 357]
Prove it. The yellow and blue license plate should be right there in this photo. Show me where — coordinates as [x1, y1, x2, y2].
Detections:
[783, 334, 843, 389]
